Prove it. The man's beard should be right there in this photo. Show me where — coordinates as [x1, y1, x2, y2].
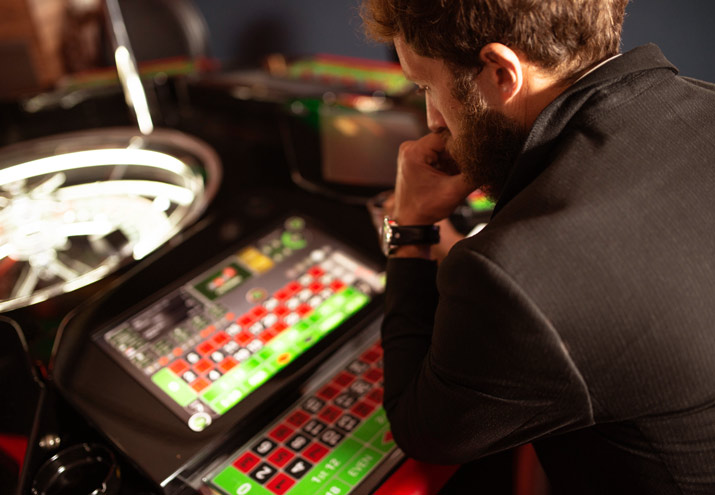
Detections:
[443, 71, 529, 201]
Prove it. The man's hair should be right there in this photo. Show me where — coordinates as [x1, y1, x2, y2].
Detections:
[362, 0, 629, 82]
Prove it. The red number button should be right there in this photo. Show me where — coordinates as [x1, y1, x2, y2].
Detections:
[317, 384, 340, 401]
[269, 424, 294, 442]
[268, 447, 295, 468]
[333, 371, 355, 387]
[366, 388, 384, 404]
[233, 452, 260, 473]
[286, 410, 310, 428]
[361, 348, 382, 364]
[168, 359, 189, 376]
[218, 356, 238, 373]
[303, 443, 329, 463]
[318, 405, 342, 424]
[266, 473, 295, 495]
[351, 400, 376, 419]
[190, 377, 210, 393]
[363, 368, 383, 383]
[193, 358, 213, 374]
[211, 331, 231, 347]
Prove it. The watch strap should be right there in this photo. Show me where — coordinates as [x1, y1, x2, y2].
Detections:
[389, 224, 440, 246]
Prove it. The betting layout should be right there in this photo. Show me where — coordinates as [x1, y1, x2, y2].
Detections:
[95, 216, 384, 432]
[205, 340, 395, 495]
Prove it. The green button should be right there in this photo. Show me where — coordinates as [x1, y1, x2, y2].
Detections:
[353, 407, 389, 443]
[328, 437, 363, 466]
[202, 387, 222, 404]
[267, 335, 290, 353]
[246, 369, 270, 390]
[211, 466, 271, 495]
[281, 231, 307, 250]
[291, 438, 362, 493]
[325, 293, 347, 311]
[151, 368, 196, 407]
[371, 429, 396, 453]
[207, 387, 244, 415]
[344, 292, 369, 314]
[260, 357, 279, 376]
[223, 366, 248, 388]
[269, 333, 303, 358]
[274, 328, 300, 346]
[315, 479, 352, 495]
[318, 312, 347, 333]
[258, 347, 274, 361]
[202, 369, 244, 402]
[311, 306, 330, 321]
[338, 447, 382, 486]
[202, 369, 249, 414]
[290, 467, 331, 494]
[341, 287, 357, 299]
[243, 357, 262, 371]
[294, 320, 312, 332]
[294, 333, 318, 351]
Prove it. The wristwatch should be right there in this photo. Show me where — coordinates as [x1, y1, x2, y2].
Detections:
[380, 216, 440, 256]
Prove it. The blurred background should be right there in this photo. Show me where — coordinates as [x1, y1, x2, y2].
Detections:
[189, 0, 715, 79]
[1, 0, 713, 102]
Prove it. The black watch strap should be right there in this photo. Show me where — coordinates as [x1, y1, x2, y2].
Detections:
[391, 224, 440, 245]
[381, 217, 440, 256]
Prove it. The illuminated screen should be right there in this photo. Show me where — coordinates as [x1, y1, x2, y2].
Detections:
[95, 216, 383, 432]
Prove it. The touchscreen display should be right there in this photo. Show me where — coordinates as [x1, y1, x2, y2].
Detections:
[95, 216, 383, 432]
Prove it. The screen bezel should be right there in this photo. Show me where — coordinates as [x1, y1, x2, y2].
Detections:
[279, 98, 427, 203]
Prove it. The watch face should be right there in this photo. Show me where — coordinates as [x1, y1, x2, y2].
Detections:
[380, 216, 394, 256]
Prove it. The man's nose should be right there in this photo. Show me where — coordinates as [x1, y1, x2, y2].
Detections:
[425, 93, 447, 133]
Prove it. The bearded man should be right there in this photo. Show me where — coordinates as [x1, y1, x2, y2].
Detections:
[362, 0, 715, 493]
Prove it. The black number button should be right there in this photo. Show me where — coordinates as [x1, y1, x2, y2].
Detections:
[302, 419, 327, 437]
[349, 380, 372, 396]
[319, 428, 345, 448]
[334, 392, 357, 409]
[336, 413, 360, 433]
[285, 458, 313, 480]
[287, 433, 310, 452]
[252, 438, 277, 456]
[302, 397, 325, 414]
[249, 463, 277, 484]
[347, 359, 369, 375]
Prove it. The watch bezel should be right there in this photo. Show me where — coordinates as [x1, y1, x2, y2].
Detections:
[380, 216, 395, 256]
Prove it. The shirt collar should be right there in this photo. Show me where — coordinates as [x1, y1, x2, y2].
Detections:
[574, 53, 623, 84]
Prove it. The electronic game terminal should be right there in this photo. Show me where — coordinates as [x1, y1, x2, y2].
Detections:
[48, 211, 408, 495]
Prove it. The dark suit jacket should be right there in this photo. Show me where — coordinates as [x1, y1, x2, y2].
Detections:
[382, 44, 715, 494]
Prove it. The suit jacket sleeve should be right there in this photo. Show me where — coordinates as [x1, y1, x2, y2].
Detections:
[382, 243, 595, 464]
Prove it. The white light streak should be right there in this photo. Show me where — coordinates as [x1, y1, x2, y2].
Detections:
[0, 149, 191, 186]
[57, 180, 195, 206]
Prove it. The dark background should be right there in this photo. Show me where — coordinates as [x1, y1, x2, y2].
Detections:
[192, 0, 715, 82]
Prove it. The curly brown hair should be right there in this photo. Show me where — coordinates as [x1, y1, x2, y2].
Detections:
[361, 0, 629, 82]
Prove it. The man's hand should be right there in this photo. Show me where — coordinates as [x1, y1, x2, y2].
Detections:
[392, 133, 475, 226]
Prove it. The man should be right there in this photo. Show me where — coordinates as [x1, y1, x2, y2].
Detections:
[361, 0, 715, 493]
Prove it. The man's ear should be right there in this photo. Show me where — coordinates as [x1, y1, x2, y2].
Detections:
[478, 43, 524, 102]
